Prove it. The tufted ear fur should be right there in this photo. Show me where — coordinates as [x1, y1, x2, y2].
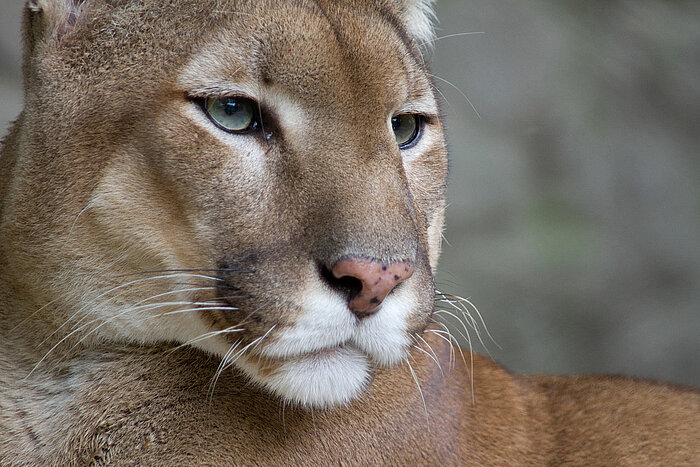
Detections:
[392, 0, 437, 47]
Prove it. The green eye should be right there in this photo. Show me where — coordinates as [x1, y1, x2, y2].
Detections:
[203, 97, 259, 133]
[391, 114, 421, 148]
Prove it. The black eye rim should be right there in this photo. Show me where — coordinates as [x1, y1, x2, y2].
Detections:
[392, 113, 423, 149]
[194, 96, 262, 134]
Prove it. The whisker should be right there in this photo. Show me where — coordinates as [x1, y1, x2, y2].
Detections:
[44, 273, 225, 346]
[411, 342, 443, 376]
[9, 296, 62, 334]
[419, 31, 485, 48]
[114, 268, 246, 278]
[155, 304, 238, 316]
[435, 291, 499, 350]
[170, 327, 246, 351]
[64, 196, 100, 248]
[206, 322, 280, 400]
[433, 308, 483, 351]
[433, 299, 484, 345]
[222, 323, 277, 371]
[424, 328, 455, 370]
[444, 294, 499, 349]
[209, 340, 243, 401]
[435, 308, 487, 358]
[429, 73, 481, 119]
[129, 286, 220, 305]
[32, 296, 237, 376]
[252, 324, 277, 350]
[431, 319, 475, 405]
[405, 357, 429, 431]
[430, 322, 465, 368]
[74, 302, 239, 348]
[414, 332, 443, 374]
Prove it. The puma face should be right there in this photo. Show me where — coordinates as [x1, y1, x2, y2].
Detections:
[8, 0, 447, 408]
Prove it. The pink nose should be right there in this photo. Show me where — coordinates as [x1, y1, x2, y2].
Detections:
[331, 257, 414, 319]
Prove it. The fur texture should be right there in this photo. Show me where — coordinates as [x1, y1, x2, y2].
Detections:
[1, 0, 698, 464]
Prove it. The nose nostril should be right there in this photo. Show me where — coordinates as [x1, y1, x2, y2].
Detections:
[319, 264, 363, 300]
[321, 256, 415, 319]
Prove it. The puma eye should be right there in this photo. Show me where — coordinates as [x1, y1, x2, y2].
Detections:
[203, 96, 260, 133]
[391, 114, 421, 148]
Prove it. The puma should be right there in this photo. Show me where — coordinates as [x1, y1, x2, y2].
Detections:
[1, 0, 698, 464]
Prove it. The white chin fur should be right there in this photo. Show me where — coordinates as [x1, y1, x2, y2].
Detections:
[221, 276, 419, 408]
[237, 347, 370, 409]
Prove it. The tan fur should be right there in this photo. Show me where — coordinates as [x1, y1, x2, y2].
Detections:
[1, 0, 698, 464]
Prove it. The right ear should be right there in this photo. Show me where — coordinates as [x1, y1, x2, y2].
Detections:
[390, 0, 437, 48]
[23, 0, 86, 56]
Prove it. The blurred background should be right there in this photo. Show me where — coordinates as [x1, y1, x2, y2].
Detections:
[1, 1, 698, 385]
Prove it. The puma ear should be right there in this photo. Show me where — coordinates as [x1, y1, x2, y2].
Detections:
[392, 0, 437, 47]
[23, 0, 87, 54]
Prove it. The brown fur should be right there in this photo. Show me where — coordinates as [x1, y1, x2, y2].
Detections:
[1, 0, 698, 465]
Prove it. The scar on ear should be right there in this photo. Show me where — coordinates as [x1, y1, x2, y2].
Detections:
[57, 0, 86, 38]
[27, 0, 87, 40]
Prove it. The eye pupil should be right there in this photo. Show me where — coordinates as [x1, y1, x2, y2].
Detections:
[224, 100, 240, 116]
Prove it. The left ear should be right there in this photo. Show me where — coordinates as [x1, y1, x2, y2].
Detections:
[24, 0, 87, 52]
[391, 0, 437, 46]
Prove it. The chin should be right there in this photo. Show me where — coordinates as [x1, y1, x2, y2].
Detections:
[237, 346, 372, 409]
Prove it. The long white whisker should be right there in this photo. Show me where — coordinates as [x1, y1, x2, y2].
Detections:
[415, 333, 443, 374]
[429, 73, 481, 119]
[405, 357, 429, 431]
[412, 343, 443, 376]
[209, 340, 242, 400]
[436, 291, 499, 351]
[433, 319, 475, 405]
[74, 304, 239, 349]
[223, 323, 277, 371]
[71, 300, 235, 344]
[220, 335, 265, 373]
[419, 31, 485, 47]
[64, 196, 100, 247]
[453, 295, 499, 349]
[424, 328, 455, 370]
[171, 327, 246, 350]
[9, 296, 62, 334]
[252, 324, 277, 350]
[435, 305, 488, 354]
[433, 308, 483, 352]
[131, 286, 220, 306]
[31, 297, 233, 376]
[43, 273, 223, 346]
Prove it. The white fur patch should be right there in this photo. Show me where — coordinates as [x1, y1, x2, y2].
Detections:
[237, 347, 370, 408]
[261, 287, 356, 359]
[237, 275, 416, 408]
[401, 0, 437, 46]
[350, 286, 414, 366]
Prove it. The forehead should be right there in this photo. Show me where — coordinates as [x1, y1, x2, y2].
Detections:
[179, 0, 433, 112]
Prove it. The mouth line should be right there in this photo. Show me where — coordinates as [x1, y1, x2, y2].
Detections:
[254, 341, 361, 363]
[306, 343, 352, 358]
